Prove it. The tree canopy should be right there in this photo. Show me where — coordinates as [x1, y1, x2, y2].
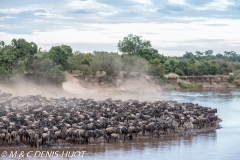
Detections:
[1, 35, 240, 85]
[47, 45, 73, 70]
[117, 34, 151, 54]
[0, 39, 38, 80]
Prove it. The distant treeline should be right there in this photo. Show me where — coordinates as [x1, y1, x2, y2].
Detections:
[1, 34, 240, 84]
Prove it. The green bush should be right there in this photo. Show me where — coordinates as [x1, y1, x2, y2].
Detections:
[175, 68, 185, 76]
[26, 58, 66, 84]
[67, 53, 94, 77]
[149, 58, 165, 77]
[168, 84, 177, 90]
[47, 45, 73, 70]
[122, 54, 148, 74]
[91, 52, 123, 75]
[177, 79, 202, 89]
[229, 75, 235, 83]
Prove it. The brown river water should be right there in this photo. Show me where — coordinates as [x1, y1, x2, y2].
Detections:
[1, 88, 240, 160]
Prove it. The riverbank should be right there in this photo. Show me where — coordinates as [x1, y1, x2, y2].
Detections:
[0, 73, 159, 102]
[1, 72, 161, 101]
[165, 74, 239, 89]
[0, 73, 239, 102]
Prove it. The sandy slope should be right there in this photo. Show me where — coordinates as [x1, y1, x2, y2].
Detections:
[0, 77, 74, 98]
[63, 72, 160, 101]
[62, 73, 112, 100]
[0, 73, 160, 101]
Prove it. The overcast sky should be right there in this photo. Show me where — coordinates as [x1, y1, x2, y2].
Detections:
[0, 0, 239, 56]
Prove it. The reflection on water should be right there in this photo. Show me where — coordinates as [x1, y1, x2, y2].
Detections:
[1, 88, 240, 159]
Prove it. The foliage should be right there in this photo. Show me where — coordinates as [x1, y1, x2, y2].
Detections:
[117, 34, 151, 54]
[11, 38, 37, 60]
[234, 80, 240, 87]
[2, 35, 240, 85]
[177, 79, 202, 89]
[175, 68, 185, 76]
[67, 53, 94, 77]
[60, 44, 73, 57]
[183, 52, 195, 59]
[0, 39, 70, 84]
[229, 75, 235, 83]
[26, 58, 66, 84]
[91, 52, 123, 75]
[45, 66, 66, 84]
[168, 84, 177, 90]
[222, 82, 230, 87]
[149, 58, 165, 77]
[47, 45, 73, 70]
[122, 54, 149, 73]
[234, 70, 240, 77]
[0, 39, 37, 81]
[138, 48, 167, 63]
[208, 64, 217, 75]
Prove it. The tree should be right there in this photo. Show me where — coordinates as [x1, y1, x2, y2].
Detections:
[60, 44, 73, 57]
[26, 58, 66, 84]
[183, 52, 195, 59]
[175, 68, 185, 76]
[166, 60, 176, 73]
[216, 53, 224, 58]
[229, 75, 235, 83]
[176, 60, 193, 75]
[138, 48, 167, 63]
[0, 41, 5, 48]
[11, 38, 37, 60]
[188, 58, 195, 64]
[117, 34, 151, 54]
[224, 51, 232, 57]
[204, 50, 213, 56]
[208, 64, 217, 75]
[47, 45, 73, 70]
[0, 39, 38, 81]
[67, 53, 94, 77]
[91, 52, 123, 75]
[228, 51, 238, 62]
[122, 54, 148, 73]
[149, 58, 165, 77]
[195, 50, 203, 57]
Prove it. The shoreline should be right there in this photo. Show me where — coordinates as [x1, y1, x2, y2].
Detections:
[0, 73, 239, 101]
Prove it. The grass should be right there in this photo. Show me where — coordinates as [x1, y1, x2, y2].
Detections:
[222, 82, 230, 87]
[177, 79, 202, 89]
[234, 80, 240, 87]
[167, 84, 177, 90]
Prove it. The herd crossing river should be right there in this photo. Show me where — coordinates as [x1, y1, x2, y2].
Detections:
[0, 91, 219, 148]
[0, 88, 240, 160]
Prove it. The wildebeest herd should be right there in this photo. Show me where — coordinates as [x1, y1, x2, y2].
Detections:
[0, 92, 220, 148]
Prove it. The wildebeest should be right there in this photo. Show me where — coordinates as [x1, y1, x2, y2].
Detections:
[0, 92, 220, 147]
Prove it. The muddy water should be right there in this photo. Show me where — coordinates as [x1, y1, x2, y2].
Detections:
[1, 88, 240, 160]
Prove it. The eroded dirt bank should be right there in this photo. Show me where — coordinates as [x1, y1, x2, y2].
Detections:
[165, 75, 238, 88]
[0, 73, 161, 101]
[0, 72, 238, 102]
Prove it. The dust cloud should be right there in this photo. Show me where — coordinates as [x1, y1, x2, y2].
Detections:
[0, 73, 162, 101]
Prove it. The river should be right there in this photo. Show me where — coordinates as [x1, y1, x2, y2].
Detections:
[1, 88, 240, 160]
